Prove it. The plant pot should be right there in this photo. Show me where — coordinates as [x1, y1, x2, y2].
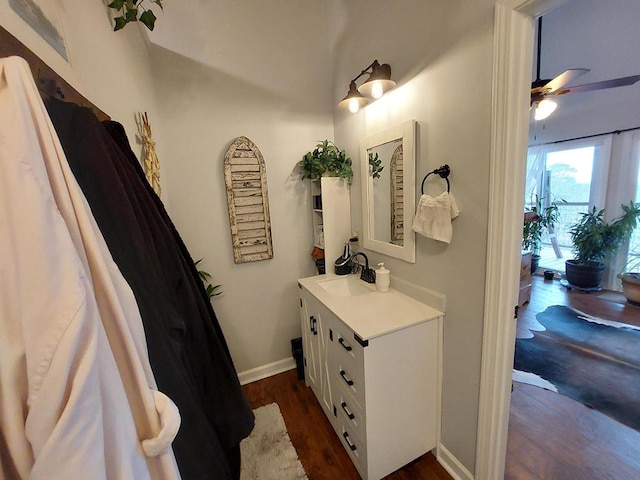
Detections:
[531, 254, 540, 274]
[619, 272, 640, 306]
[565, 259, 605, 289]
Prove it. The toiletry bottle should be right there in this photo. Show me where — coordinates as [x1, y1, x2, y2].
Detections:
[375, 263, 390, 292]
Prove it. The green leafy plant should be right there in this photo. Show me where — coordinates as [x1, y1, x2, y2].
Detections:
[108, 0, 163, 31]
[622, 248, 640, 273]
[569, 202, 640, 265]
[298, 140, 353, 182]
[368, 152, 383, 179]
[195, 259, 222, 299]
[522, 195, 561, 254]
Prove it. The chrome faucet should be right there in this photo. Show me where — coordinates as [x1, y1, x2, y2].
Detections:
[350, 252, 376, 284]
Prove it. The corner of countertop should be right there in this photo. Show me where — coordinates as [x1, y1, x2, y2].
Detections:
[388, 276, 446, 313]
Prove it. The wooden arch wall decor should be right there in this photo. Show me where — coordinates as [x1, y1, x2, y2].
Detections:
[390, 144, 404, 243]
[224, 136, 274, 263]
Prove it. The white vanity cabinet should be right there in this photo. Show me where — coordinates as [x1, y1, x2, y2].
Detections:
[299, 291, 336, 418]
[297, 275, 443, 480]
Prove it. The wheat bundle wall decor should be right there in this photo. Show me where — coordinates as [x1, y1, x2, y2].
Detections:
[136, 112, 161, 196]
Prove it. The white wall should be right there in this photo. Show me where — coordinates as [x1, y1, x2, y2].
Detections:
[0, 0, 161, 165]
[331, 0, 496, 473]
[147, 2, 335, 374]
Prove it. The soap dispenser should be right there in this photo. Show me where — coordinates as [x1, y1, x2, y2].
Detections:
[375, 263, 390, 292]
[334, 242, 352, 275]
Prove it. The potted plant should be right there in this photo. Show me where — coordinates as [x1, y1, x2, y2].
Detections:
[299, 140, 353, 182]
[566, 202, 640, 289]
[522, 195, 560, 273]
[619, 249, 640, 305]
[369, 152, 384, 179]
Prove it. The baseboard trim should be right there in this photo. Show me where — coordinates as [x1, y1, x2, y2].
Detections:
[437, 443, 474, 480]
[238, 357, 296, 385]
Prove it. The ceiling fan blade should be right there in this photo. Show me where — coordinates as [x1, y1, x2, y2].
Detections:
[541, 68, 590, 94]
[554, 74, 640, 95]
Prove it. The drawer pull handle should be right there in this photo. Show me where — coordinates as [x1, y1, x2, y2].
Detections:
[341, 402, 355, 420]
[343, 432, 357, 451]
[338, 338, 353, 352]
[340, 370, 354, 386]
[309, 316, 318, 335]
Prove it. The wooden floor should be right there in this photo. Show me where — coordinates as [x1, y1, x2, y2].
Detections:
[506, 274, 640, 480]
[242, 275, 640, 480]
[242, 370, 452, 480]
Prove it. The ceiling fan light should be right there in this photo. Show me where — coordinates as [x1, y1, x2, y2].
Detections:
[534, 99, 557, 120]
[339, 81, 370, 112]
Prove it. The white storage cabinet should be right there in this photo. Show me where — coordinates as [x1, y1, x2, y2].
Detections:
[297, 277, 442, 480]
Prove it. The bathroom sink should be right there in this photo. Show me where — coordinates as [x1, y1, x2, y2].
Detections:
[317, 276, 373, 298]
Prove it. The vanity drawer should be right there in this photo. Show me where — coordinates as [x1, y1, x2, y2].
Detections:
[332, 322, 365, 360]
[335, 357, 365, 409]
[338, 416, 367, 476]
[335, 385, 366, 441]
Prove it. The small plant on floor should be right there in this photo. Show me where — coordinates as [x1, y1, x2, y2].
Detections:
[619, 247, 640, 305]
[522, 194, 561, 255]
[565, 202, 640, 289]
[569, 203, 640, 265]
[195, 259, 222, 298]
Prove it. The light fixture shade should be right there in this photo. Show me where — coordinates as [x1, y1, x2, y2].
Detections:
[357, 61, 396, 98]
[339, 81, 370, 113]
[534, 98, 557, 120]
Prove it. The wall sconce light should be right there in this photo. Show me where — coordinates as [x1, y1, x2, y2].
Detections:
[338, 60, 396, 113]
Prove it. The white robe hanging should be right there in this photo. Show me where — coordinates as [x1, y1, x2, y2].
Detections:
[0, 56, 181, 479]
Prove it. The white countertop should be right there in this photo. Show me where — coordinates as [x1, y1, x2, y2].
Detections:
[297, 274, 443, 341]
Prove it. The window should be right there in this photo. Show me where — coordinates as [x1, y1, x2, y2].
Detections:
[526, 138, 610, 271]
[625, 151, 640, 271]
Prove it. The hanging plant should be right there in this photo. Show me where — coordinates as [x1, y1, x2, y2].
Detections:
[108, 0, 163, 31]
[369, 152, 383, 179]
[298, 140, 353, 182]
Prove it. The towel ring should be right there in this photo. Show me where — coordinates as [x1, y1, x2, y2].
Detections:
[421, 164, 451, 194]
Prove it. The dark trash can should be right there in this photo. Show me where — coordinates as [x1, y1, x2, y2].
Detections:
[291, 337, 304, 380]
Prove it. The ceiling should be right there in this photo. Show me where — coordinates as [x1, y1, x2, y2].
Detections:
[529, 0, 640, 142]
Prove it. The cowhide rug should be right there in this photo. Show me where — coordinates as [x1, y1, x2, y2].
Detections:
[513, 305, 640, 432]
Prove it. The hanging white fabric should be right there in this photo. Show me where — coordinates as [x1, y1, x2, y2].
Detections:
[411, 191, 461, 244]
[0, 56, 181, 480]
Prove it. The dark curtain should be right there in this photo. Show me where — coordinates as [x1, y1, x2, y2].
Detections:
[45, 98, 253, 480]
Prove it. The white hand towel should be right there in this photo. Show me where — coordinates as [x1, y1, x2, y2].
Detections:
[412, 191, 460, 244]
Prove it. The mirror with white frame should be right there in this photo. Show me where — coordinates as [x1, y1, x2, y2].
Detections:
[361, 120, 416, 263]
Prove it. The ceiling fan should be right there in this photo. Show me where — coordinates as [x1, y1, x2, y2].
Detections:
[531, 16, 640, 120]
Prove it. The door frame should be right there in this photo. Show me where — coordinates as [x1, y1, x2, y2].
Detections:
[475, 1, 568, 478]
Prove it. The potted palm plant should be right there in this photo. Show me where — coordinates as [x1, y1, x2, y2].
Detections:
[619, 249, 640, 305]
[566, 202, 640, 289]
[522, 195, 560, 273]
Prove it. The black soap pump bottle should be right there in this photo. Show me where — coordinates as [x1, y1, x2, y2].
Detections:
[334, 242, 352, 275]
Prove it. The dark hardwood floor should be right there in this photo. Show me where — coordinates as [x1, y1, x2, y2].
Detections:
[506, 274, 640, 480]
[242, 370, 452, 480]
[242, 275, 640, 480]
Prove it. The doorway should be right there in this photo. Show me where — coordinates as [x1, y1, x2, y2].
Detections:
[479, 1, 640, 479]
[475, 1, 567, 479]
